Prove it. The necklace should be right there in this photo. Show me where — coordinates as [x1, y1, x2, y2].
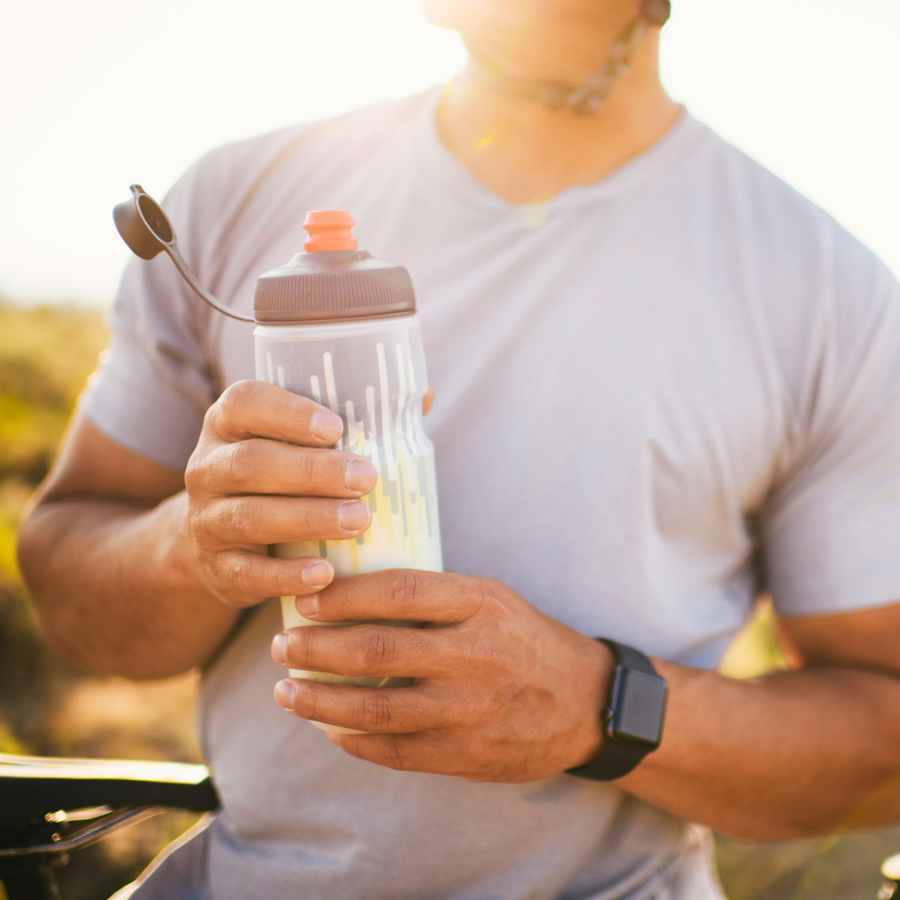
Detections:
[467, 0, 670, 117]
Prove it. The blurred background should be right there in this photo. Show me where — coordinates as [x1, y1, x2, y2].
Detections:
[2, 1, 899, 897]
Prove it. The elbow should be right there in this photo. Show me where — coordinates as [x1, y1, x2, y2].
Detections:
[92, 658, 199, 683]
[17, 503, 188, 681]
[17, 503, 79, 662]
[16, 503, 56, 637]
[715, 816, 835, 843]
[97, 644, 202, 681]
[714, 775, 900, 842]
[17, 494, 62, 593]
[31, 607, 198, 682]
[17, 499, 204, 682]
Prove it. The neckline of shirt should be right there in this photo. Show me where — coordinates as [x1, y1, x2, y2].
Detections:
[410, 84, 710, 216]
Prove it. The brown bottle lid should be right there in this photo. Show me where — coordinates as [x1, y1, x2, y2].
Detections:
[254, 210, 416, 324]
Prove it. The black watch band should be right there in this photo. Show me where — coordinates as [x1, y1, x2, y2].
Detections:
[599, 638, 657, 675]
[566, 639, 667, 783]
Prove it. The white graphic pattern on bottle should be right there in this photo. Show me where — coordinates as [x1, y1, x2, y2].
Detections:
[269, 338, 442, 696]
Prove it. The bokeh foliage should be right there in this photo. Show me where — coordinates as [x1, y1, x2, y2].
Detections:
[0, 300, 200, 899]
[0, 300, 110, 751]
[0, 299, 897, 899]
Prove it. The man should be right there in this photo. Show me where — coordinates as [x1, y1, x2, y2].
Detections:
[17, 0, 900, 897]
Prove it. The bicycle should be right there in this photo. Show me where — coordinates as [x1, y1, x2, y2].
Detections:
[3, 751, 899, 900]
[0, 753, 218, 900]
[882, 852, 900, 900]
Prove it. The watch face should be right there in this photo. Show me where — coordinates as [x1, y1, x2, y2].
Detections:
[608, 668, 668, 747]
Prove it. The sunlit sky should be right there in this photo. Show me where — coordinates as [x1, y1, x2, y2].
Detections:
[3, 0, 899, 305]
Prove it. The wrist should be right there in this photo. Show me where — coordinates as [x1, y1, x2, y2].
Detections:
[152, 490, 207, 596]
[568, 637, 616, 770]
[567, 639, 669, 782]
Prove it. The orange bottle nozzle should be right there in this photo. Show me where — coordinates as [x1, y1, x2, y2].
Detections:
[303, 210, 358, 252]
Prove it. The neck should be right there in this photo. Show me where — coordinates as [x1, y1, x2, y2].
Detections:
[435, 31, 681, 205]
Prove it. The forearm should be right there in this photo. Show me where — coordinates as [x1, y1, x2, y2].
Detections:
[18, 491, 239, 680]
[617, 660, 900, 840]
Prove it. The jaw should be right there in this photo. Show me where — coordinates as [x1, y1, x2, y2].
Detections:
[420, 0, 637, 83]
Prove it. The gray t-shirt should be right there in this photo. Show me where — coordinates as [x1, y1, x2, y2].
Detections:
[83, 88, 900, 900]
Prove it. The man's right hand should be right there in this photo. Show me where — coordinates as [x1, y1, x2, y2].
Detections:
[183, 380, 378, 609]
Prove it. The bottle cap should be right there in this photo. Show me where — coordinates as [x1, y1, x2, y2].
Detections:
[254, 210, 416, 324]
[302, 210, 357, 252]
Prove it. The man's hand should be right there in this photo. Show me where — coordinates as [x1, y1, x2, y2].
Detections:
[270, 570, 612, 782]
[184, 380, 379, 608]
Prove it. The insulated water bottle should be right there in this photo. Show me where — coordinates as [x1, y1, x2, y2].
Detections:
[112, 188, 443, 730]
[253, 211, 443, 702]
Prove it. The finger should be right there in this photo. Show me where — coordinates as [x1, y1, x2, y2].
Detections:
[273, 679, 452, 734]
[209, 380, 344, 447]
[200, 495, 372, 545]
[295, 569, 483, 625]
[272, 623, 453, 679]
[328, 731, 451, 774]
[422, 387, 435, 416]
[198, 440, 378, 498]
[214, 553, 334, 607]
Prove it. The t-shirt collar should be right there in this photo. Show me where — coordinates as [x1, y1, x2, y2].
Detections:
[411, 83, 708, 215]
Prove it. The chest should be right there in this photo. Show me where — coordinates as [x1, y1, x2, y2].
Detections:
[210, 204, 787, 649]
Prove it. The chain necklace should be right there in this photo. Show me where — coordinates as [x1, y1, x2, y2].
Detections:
[467, 0, 671, 117]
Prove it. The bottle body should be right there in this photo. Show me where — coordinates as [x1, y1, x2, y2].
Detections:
[254, 314, 443, 699]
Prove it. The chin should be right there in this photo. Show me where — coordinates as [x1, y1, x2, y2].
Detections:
[421, 0, 554, 30]
[421, 0, 618, 26]
[421, 0, 624, 82]
[420, 0, 478, 29]
[421, 1, 618, 53]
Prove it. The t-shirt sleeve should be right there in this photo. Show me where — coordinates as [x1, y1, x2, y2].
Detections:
[79, 155, 226, 472]
[761, 260, 900, 617]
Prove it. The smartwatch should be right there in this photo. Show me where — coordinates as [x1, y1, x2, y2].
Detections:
[566, 639, 668, 782]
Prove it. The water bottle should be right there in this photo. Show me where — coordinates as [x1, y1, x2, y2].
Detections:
[253, 210, 442, 700]
[112, 188, 442, 727]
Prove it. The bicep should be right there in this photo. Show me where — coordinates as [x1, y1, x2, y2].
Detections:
[36, 411, 185, 508]
[777, 602, 900, 676]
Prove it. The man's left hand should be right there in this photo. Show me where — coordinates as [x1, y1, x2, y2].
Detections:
[270, 570, 611, 782]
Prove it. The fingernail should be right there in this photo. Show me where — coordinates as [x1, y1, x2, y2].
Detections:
[302, 560, 333, 587]
[274, 679, 296, 708]
[271, 632, 287, 664]
[345, 459, 378, 493]
[310, 410, 343, 442]
[338, 501, 371, 533]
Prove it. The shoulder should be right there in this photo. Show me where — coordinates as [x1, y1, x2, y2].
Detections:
[689, 119, 892, 296]
[160, 91, 432, 266]
[678, 117, 900, 471]
[154, 90, 435, 297]
[686, 118, 897, 365]
[176, 91, 428, 209]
